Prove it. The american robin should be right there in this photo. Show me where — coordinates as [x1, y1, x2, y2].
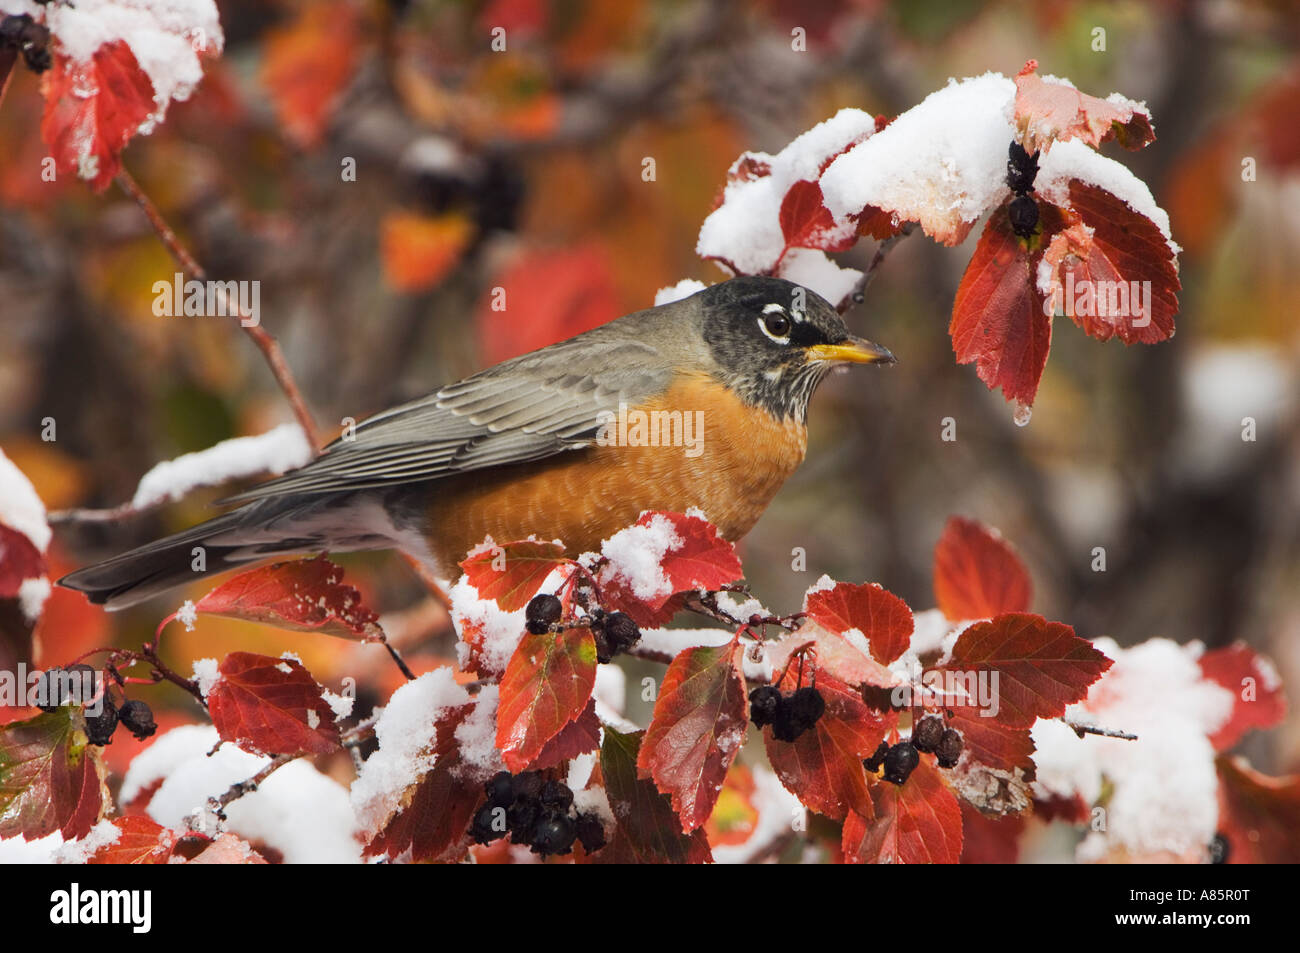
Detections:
[60, 276, 894, 609]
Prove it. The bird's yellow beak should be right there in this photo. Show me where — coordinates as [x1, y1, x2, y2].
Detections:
[805, 336, 896, 365]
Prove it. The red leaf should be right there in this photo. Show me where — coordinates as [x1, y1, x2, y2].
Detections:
[950, 204, 1054, 408]
[1216, 756, 1300, 864]
[496, 626, 597, 772]
[476, 245, 622, 365]
[959, 802, 1024, 863]
[0, 708, 107, 840]
[260, 0, 360, 149]
[804, 581, 914, 665]
[206, 652, 341, 757]
[459, 538, 570, 612]
[638, 639, 748, 831]
[766, 622, 897, 692]
[364, 703, 483, 863]
[597, 512, 744, 627]
[86, 816, 177, 864]
[779, 179, 856, 255]
[40, 42, 156, 192]
[764, 668, 891, 821]
[1199, 644, 1286, 751]
[949, 709, 1037, 776]
[843, 761, 963, 863]
[529, 699, 601, 771]
[594, 728, 713, 864]
[193, 556, 383, 641]
[1041, 182, 1180, 345]
[933, 517, 1032, 621]
[1014, 60, 1154, 153]
[0, 525, 46, 599]
[943, 613, 1112, 729]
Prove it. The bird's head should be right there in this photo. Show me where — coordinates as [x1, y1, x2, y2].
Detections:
[692, 276, 895, 421]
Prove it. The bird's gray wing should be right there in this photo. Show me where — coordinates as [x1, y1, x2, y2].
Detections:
[221, 333, 672, 503]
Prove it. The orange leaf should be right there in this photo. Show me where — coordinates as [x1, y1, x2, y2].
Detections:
[40, 42, 156, 191]
[260, 0, 361, 149]
[459, 538, 570, 612]
[191, 556, 383, 641]
[843, 760, 963, 864]
[803, 581, 914, 666]
[380, 212, 473, 293]
[1013, 59, 1154, 153]
[496, 626, 597, 772]
[206, 651, 341, 756]
[933, 517, 1032, 621]
[638, 639, 748, 831]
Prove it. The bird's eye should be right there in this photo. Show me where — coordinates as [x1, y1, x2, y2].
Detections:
[759, 310, 792, 342]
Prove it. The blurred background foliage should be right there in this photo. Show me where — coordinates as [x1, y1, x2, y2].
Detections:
[2, 0, 1299, 778]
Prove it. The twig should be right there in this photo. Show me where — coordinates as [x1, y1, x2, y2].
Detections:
[840, 223, 917, 314]
[398, 551, 453, 613]
[378, 636, 416, 681]
[114, 169, 322, 449]
[47, 499, 166, 525]
[1066, 720, 1138, 741]
[210, 754, 297, 813]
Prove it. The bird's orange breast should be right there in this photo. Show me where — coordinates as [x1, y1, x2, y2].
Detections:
[425, 373, 807, 570]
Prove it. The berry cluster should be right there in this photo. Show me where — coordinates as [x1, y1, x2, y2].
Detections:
[0, 14, 51, 74]
[748, 684, 826, 742]
[1006, 140, 1041, 239]
[35, 665, 157, 746]
[470, 770, 606, 857]
[864, 715, 964, 786]
[524, 594, 641, 664]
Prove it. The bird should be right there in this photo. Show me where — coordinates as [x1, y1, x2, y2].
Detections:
[59, 276, 895, 609]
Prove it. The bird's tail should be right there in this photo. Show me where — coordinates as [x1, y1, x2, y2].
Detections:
[58, 494, 379, 611]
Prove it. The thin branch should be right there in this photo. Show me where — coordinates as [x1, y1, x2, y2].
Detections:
[840, 223, 917, 314]
[1066, 720, 1139, 741]
[210, 753, 297, 813]
[114, 168, 322, 449]
[398, 551, 453, 614]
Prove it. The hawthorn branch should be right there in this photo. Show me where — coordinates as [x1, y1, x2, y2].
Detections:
[210, 753, 297, 814]
[1066, 720, 1139, 741]
[840, 222, 917, 314]
[114, 169, 322, 449]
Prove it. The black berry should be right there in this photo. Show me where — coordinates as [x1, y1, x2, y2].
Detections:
[512, 770, 544, 801]
[935, 728, 964, 768]
[507, 800, 540, 844]
[1006, 141, 1040, 194]
[863, 740, 890, 772]
[748, 685, 782, 729]
[603, 612, 640, 651]
[912, 715, 945, 753]
[594, 628, 614, 664]
[470, 804, 507, 844]
[117, 700, 157, 740]
[1008, 193, 1039, 238]
[1208, 833, 1230, 865]
[484, 770, 515, 807]
[34, 667, 62, 712]
[539, 779, 573, 811]
[787, 686, 825, 729]
[84, 700, 119, 746]
[574, 812, 607, 853]
[882, 742, 920, 785]
[525, 594, 563, 634]
[531, 813, 576, 856]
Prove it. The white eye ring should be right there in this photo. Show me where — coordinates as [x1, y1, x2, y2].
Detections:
[758, 307, 792, 344]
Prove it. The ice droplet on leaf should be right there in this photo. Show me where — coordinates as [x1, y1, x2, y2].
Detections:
[1013, 401, 1033, 427]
